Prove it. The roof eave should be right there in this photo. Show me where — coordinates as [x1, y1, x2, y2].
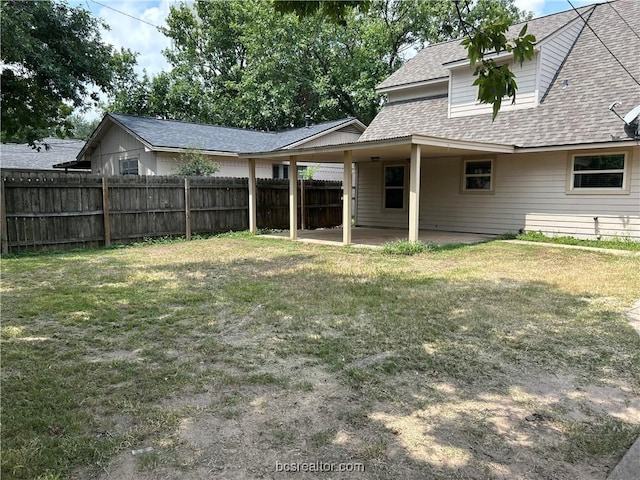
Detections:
[376, 77, 449, 94]
[281, 118, 367, 150]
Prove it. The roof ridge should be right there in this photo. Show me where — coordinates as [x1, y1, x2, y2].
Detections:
[109, 113, 278, 136]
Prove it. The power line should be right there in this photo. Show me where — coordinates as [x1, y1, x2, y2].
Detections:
[567, 0, 640, 87]
[608, 1, 640, 41]
[89, 0, 161, 29]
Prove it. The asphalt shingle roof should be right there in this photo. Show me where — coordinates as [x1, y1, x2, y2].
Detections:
[362, 0, 640, 148]
[1, 138, 86, 170]
[109, 114, 357, 154]
[377, 5, 596, 90]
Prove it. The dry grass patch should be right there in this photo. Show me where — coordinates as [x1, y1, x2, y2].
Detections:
[1, 236, 639, 479]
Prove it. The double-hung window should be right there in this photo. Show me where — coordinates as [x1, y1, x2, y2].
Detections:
[462, 159, 493, 192]
[570, 153, 627, 191]
[119, 158, 138, 175]
[384, 165, 405, 209]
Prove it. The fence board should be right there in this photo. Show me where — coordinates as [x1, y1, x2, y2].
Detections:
[0, 171, 342, 252]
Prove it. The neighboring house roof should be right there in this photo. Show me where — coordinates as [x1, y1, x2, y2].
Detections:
[362, 0, 640, 148]
[1, 138, 86, 170]
[76, 113, 365, 162]
[377, 4, 595, 90]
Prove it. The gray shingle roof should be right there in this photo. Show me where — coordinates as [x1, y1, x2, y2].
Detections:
[1, 138, 86, 170]
[377, 5, 595, 90]
[109, 114, 357, 154]
[362, 0, 640, 148]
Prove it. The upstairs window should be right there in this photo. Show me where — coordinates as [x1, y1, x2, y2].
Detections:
[384, 165, 405, 209]
[119, 158, 138, 175]
[571, 153, 626, 190]
[463, 160, 493, 192]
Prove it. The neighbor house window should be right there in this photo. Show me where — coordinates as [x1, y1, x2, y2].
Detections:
[571, 153, 626, 190]
[384, 164, 405, 209]
[119, 158, 138, 175]
[273, 164, 289, 179]
[463, 159, 493, 191]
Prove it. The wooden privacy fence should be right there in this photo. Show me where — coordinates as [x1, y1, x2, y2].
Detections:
[0, 170, 343, 253]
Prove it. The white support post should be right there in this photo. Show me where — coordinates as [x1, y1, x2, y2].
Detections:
[248, 158, 257, 234]
[343, 150, 353, 245]
[289, 156, 298, 239]
[408, 143, 421, 242]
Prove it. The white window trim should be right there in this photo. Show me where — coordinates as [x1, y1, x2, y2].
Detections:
[461, 158, 495, 194]
[382, 163, 407, 210]
[119, 157, 139, 176]
[566, 151, 630, 195]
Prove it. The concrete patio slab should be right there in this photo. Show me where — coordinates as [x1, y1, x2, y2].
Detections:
[261, 227, 496, 247]
[607, 435, 640, 480]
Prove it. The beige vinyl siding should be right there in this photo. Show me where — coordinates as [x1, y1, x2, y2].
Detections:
[356, 147, 640, 240]
[449, 55, 538, 118]
[386, 82, 448, 103]
[356, 162, 408, 228]
[299, 128, 362, 148]
[538, 17, 584, 100]
[89, 124, 155, 175]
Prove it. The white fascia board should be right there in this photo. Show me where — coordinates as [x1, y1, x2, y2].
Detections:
[515, 141, 639, 153]
[283, 119, 368, 149]
[75, 115, 115, 160]
[153, 146, 239, 157]
[411, 134, 515, 153]
[376, 77, 448, 94]
[443, 51, 518, 70]
[241, 136, 413, 159]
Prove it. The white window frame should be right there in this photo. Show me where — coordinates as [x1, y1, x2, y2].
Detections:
[383, 164, 406, 210]
[461, 159, 494, 193]
[119, 157, 138, 176]
[567, 151, 630, 194]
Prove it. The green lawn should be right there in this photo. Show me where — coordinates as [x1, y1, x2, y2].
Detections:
[2, 235, 639, 479]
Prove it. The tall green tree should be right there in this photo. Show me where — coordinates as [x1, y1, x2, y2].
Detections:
[0, 0, 137, 147]
[108, 0, 528, 128]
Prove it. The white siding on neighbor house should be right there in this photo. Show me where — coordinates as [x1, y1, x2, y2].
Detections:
[386, 82, 449, 103]
[89, 123, 156, 175]
[537, 17, 584, 101]
[156, 153, 344, 182]
[449, 54, 539, 118]
[298, 126, 362, 148]
[156, 154, 272, 178]
[356, 147, 640, 240]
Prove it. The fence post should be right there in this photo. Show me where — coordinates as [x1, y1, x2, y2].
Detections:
[184, 177, 191, 240]
[0, 176, 8, 254]
[102, 176, 111, 247]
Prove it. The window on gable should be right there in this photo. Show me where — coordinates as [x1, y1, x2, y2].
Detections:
[571, 153, 626, 190]
[384, 164, 405, 209]
[462, 160, 493, 192]
[119, 158, 138, 175]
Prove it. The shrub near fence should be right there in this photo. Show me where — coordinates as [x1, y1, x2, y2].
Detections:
[0, 170, 343, 253]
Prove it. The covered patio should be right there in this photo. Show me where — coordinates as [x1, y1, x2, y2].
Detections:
[261, 227, 496, 248]
[242, 134, 514, 246]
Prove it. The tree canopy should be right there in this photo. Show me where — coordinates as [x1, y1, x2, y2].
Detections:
[0, 0, 136, 147]
[107, 0, 529, 129]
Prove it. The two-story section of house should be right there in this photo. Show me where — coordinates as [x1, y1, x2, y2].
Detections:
[352, 0, 639, 240]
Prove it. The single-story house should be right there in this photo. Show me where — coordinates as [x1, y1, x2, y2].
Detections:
[242, 0, 639, 243]
[62, 113, 366, 182]
[1, 138, 86, 171]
